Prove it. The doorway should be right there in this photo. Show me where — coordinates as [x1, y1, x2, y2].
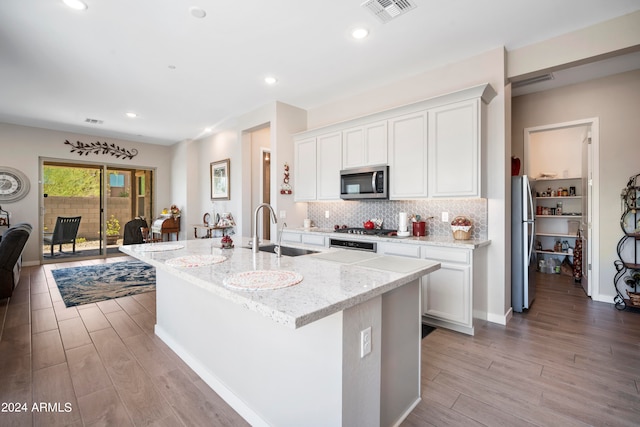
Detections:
[247, 125, 272, 241]
[41, 159, 154, 262]
[524, 118, 599, 298]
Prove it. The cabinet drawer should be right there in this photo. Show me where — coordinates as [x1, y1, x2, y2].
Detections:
[301, 234, 326, 247]
[423, 246, 470, 264]
[281, 232, 302, 243]
[378, 242, 421, 258]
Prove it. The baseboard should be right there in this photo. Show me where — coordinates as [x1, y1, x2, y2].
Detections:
[487, 308, 511, 325]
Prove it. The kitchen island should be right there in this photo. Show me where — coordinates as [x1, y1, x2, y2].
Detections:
[121, 238, 439, 427]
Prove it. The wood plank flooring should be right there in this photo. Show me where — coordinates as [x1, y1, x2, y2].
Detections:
[403, 272, 640, 427]
[0, 257, 248, 427]
[1, 259, 639, 426]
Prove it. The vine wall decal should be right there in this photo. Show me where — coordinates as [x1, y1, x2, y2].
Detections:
[64, 140, 139, 160]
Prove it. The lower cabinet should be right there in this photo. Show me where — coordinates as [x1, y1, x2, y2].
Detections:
[422, 260, 472, 330]
[421, 245, 487, 335]
[280, 230, 327, 247]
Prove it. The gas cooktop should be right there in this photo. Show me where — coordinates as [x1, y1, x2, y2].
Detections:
[334, 227, 396, 236]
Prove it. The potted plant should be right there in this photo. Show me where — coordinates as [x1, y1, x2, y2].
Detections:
[106, 215, 121, 245]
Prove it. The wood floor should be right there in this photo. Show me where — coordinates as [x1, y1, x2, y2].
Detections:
[403, 273, 640, 427]
[1, 260, 639, 426]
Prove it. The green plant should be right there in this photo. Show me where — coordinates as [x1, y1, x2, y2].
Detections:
[106, 215, 121, 236]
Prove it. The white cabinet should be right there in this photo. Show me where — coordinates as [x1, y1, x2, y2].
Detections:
[342, 120, 387, 169]
[428, 99, 481, 198]
[294, 137, 317, 201]
[316, 132, 342, 200]
[294, 132, 342, 202]
[388, 111, 428, 199]
[421, 245, 483, 335]
[377, 242, 421, 258]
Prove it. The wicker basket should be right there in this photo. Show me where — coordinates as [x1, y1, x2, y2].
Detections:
[452, 229, 471, 240]
[451, 216, 472, 240]
[626, 290, 640, 306]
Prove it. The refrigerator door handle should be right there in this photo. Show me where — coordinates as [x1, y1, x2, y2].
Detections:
[527, 219, 535, 263]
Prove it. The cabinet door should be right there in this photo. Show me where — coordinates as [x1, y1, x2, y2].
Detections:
[294, 137, 317, 201]
[365, 120, 387, 166]
[317, 132, 342, 200]
[428, 99, 480, 198]
[342, 127, 366, 169]
[342, 120, 387, 169]
[422, 263, 471, 326]
[388, 111, 428, 199]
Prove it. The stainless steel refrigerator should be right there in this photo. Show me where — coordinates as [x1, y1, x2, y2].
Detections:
[512, 175, 536, 312]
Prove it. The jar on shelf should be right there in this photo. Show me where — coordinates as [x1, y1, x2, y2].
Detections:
[554, 240, 562, 252]
[556, 201, 563, 215]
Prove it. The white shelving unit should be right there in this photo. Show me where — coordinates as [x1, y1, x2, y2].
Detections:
[533, 177, 582, 272]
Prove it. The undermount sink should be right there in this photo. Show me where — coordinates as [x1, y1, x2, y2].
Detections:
[258, 244, 319, 257]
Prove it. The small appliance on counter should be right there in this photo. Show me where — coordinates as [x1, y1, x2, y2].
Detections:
[397, 212, 410, 237]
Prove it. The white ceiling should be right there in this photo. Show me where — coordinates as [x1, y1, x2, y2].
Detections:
[1, 0, 639, 146]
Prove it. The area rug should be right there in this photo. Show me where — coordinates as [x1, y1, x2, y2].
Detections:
[52, 260, 155, 307]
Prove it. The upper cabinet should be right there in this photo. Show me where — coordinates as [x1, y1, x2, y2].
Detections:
[428, 99, 481, 198]
[294, 132, 343, 202]
[316, 132, 342, 200]
[294, 137, 317, 201]
[388, 111, 428, 199]
[342, 120, 387, 169]
[293, 83, 496, 201]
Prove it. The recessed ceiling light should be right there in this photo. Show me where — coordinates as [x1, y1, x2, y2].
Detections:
[126, 112, 137, 118]
[351, 28, 369, 39]
[189, 6, 206, 18]
[63, 0, 88, 11]
[264, 76, 278, 85]
[204, 127, 212, 133]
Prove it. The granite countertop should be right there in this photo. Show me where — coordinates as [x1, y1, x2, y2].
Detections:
[291, 227, 490, 249]
[120, 237, 439, 329]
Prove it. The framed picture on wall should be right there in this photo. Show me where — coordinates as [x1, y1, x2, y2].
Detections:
[211, 159, 230, 200]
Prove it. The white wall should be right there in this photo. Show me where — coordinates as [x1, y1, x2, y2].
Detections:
[0, 122, 173, 264]
[508, 11, 640, 79]
[188, 101, 307, 241]
[512, 69, 640, 303]
[527, 127, 585, 179]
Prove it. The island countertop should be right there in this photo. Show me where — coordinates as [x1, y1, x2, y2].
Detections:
[120, 237, 440, 329]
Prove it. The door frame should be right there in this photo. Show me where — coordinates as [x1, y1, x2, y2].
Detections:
[40, 157, 155, 263]
[523, 118, 600, 300]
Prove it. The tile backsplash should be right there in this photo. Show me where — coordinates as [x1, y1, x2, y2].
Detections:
[307, 199, 487, 240]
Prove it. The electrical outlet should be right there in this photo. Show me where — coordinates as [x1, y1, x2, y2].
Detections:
[279, 210, 286, 219]
[325, 210, 330, 219]
[360, 327, 371, 358]
[441, 212, 449, 222]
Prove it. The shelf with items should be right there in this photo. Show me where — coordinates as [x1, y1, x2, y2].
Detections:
[534, 178, 582, 276]
[613, 172, 640, 311]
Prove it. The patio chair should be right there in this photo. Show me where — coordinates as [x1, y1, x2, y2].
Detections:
[43, 216, 81, 257]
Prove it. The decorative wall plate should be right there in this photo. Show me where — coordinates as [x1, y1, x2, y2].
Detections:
[0, 166, 30, 202]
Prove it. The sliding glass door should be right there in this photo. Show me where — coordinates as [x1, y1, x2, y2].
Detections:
[41, 159, 154, 262]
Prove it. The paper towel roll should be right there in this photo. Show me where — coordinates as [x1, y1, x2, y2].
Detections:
[398, 212, 407, 232]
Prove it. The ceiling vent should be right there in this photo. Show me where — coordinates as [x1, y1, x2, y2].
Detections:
[512, 73, 554, 88]
[84, 118, 104, 125]
[361, 0, 417, 23]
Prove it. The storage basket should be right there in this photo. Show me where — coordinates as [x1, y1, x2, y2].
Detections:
[626, 290, 640, 306]
[451, 216, 472, 240]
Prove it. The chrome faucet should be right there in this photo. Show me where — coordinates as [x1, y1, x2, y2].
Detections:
[275, 222, 287, 258]
[252, 203, 278, 253]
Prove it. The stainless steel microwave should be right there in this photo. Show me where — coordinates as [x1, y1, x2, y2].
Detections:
[340, 165, 388, 200]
